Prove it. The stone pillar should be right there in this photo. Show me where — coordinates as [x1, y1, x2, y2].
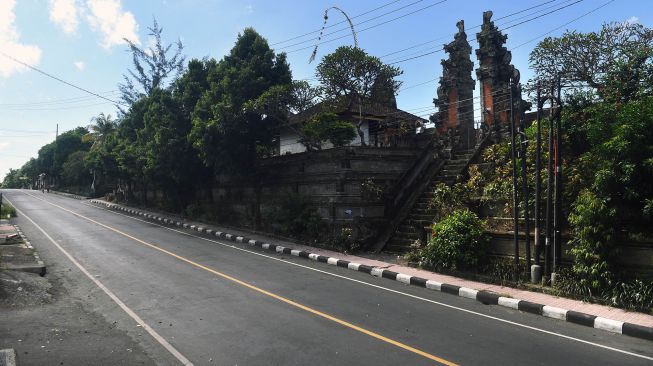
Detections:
[432, 20, 475, 147]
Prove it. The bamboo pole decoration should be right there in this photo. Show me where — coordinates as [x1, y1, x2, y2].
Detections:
[309, 7, 359, 63]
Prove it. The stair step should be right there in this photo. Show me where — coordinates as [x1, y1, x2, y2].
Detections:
[398, 225, 418, 232]
[387, 237, 416, 246]
[413, 208, 436, 215]
[385, 244, 411, 253]
[409, 214, 435, 221]
[444, 162, 466, 169]
[447, 158, 468, 164]
[453, 155, 473, 161]
[396, 231, 420, 239]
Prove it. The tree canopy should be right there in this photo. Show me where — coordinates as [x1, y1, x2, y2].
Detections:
[119, 18, 185, 108]
[316, 46, 402, 103]
[528, 21, 653, 102]
[190, 28, 292, 174]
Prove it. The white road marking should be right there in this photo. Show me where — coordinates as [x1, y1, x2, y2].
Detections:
[28, 193, 653, 362]
[5, 196, 194, 366]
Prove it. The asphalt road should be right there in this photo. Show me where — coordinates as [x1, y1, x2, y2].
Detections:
[1, 189, 652, 366]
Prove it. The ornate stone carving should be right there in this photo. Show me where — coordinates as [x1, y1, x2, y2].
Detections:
[432, 20, 475, 146]
[476, 10, 525, 130]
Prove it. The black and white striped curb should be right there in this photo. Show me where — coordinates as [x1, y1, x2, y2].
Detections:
[89, 199, 653, 342]
[13, 224, 46, 276]
[51, 191, 87, 200]
[0, 348, 17, 366]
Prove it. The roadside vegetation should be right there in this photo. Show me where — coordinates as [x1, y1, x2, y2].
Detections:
[3, 19, 652, 311]
[1, 201, 16, 219]
[1, 21, 399, 253]
[404, 22, 653, 313]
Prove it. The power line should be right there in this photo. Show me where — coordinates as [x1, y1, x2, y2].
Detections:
[396, 0, 613, 94]
[0, 51, 127, 107]
[379, 0, 564, 59]
[3, 101, 115, 111]
[387, 0, 585, 65]
[284, 0, 448, 54]
[0, 134, 54, 138]
[502, 0, 583, 31]
[511, 0, 615, 49]
[398, 77, 438, 91]
[380, 85, 515, 121]
[0, 128, 53, 133]
[379, 0, 572, 62]
[278, 0, 430, 50]
[0, 91, 119, 107]
[272, 0, 403, 46]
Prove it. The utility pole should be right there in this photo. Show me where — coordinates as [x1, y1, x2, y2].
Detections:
[544, 83, 555, 281]
[509, 79, 520, 275]
[553, 80, 563, 282]
[517, 95, 531, 272]
[533, 83, 543, 282]
[534, 84, 543, 263]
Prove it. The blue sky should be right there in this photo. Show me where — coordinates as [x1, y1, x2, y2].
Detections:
[0, 0, 649, 178]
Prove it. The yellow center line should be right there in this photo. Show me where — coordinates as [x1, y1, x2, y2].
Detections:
[22, 191, 458, 366]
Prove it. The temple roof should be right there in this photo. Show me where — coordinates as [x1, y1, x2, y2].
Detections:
[286, 97, 428, 126]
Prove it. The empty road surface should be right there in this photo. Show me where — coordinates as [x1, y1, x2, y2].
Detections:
[1, 189, 652, 365]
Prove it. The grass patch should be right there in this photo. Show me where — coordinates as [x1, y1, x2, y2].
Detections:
[1, 201, 17, 218]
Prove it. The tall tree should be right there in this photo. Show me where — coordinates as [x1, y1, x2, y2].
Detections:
[119, 18, 185, 109]
[141, 88, 205, 209]
[84, 113, 117, 147]
[190, 28, 292, 174]
[528, 21, 653, 101]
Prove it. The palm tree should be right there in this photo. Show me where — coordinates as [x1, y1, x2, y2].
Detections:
[84, 113, 116, 147]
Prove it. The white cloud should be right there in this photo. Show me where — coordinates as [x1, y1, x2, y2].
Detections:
[85, 0, 139, 49]
[49, 0, 79, 35]
[245, 4, 253, 14]
[0, 0, 42, 78]
[74, 60, 85, 70]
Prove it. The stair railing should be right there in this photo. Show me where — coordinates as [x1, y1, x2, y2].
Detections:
[370, 133, 447, 252]
[370, 126, 493, 252]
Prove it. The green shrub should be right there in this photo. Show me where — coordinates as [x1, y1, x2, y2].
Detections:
[300, 112, 356, 149]
[420, 209, 488, 270]
[605, 279, 653, 312]
[553, 268, 594, 299]
[360, 178, 384, 202]
[428, 182, 470, 220]
[568, 190, 616, 294]
[262, 193, 326, 240]
[0, 202, 17, 218]
[554, 268, 653, 313]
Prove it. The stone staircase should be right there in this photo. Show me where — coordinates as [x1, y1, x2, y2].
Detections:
[385, 148, 476, 252]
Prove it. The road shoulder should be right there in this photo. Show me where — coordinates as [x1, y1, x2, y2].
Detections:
[89, 197, 653, 342]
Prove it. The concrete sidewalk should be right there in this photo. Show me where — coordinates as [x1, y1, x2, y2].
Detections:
[89, 198, 653, 341]
[0, 221, 46, 276]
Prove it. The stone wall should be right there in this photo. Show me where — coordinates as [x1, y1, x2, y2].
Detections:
[488, 232, 653, 280]
[207, 141, 430, 230]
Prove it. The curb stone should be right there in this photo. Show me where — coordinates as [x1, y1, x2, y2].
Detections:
[88, 199, 653, 342]
[50, 191, 88, 200]
[1, 225, 47, 276]
[0, 348, 17, 366]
